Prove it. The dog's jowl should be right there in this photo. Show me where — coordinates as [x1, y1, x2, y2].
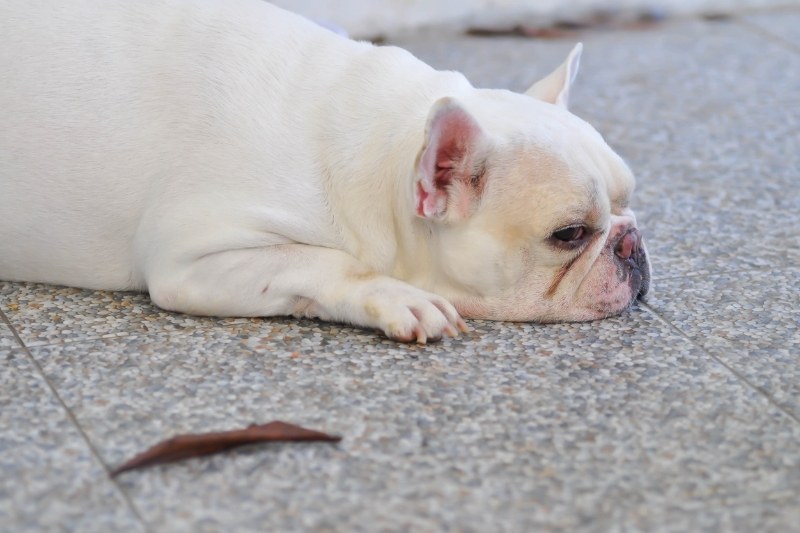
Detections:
[0, 0, 651, 343]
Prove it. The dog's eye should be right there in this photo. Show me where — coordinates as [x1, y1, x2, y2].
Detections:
[551, 225, 586, 243]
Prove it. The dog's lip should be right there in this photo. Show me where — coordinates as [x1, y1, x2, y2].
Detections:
[634, 244, 650, 300]
[623, 260, 651, 302]
[636, 271, 650, 300]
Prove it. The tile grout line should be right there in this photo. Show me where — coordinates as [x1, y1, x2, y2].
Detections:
[734, 16, 800, 55]
[640, 302, 800, 426]
[0, 310, 153, 532]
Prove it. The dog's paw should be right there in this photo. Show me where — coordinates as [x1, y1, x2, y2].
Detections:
[358, 282, 468, 344]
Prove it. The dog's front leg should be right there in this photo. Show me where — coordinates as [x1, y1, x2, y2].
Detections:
[146, 244, 467, 343]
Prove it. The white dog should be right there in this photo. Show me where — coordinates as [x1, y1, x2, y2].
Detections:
[0, 0, 650, 343]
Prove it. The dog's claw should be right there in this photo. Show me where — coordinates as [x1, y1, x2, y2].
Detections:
[414, 325, 427, 345]
[456, 318, 470, 333]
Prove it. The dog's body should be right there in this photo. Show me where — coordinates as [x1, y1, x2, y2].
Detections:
[1, 0, 650, 342]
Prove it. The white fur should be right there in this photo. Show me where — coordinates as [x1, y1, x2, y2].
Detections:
[0, 0, 650, 343]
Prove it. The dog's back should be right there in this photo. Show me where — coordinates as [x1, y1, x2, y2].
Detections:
[0, 0, 375, 289]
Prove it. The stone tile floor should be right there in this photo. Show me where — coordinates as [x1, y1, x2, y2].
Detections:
[1, 8, 799, 533]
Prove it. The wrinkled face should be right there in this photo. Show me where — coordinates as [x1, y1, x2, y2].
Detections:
[415, 93, 650, 322]
[432, 121, 651, 321]
[413, 46, 651, 322]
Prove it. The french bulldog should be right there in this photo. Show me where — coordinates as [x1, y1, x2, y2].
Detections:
[0, 0, 650, 343]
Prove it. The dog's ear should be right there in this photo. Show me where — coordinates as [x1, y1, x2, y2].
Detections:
[415, 97, 488, 221]
[525, 43, 582, 108]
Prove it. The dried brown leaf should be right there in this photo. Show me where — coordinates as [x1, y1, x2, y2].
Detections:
[111, 420, 341, 477]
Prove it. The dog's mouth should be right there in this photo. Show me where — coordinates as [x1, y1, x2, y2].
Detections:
[634, 245, 650, 301]
[636, 272, 650, 300]
[630, 267, 647, 302]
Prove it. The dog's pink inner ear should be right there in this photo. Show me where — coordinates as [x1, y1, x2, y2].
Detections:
[417, 99, 485, 220]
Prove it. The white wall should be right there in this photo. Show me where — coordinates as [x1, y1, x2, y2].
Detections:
[271, 0, 797, 38]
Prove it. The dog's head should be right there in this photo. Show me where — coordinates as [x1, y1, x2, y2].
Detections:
[414, 44, 650, 322]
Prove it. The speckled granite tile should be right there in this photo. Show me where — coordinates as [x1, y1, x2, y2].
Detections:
[639, 202, 798, 280]
[647, 267, 800, 419]
[742, 10, 800, 50]
[0, 324, 20, 352]
[26, 309, 800, 531]
[0, 350, 144, 531]
[0, 282, 254, 347]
